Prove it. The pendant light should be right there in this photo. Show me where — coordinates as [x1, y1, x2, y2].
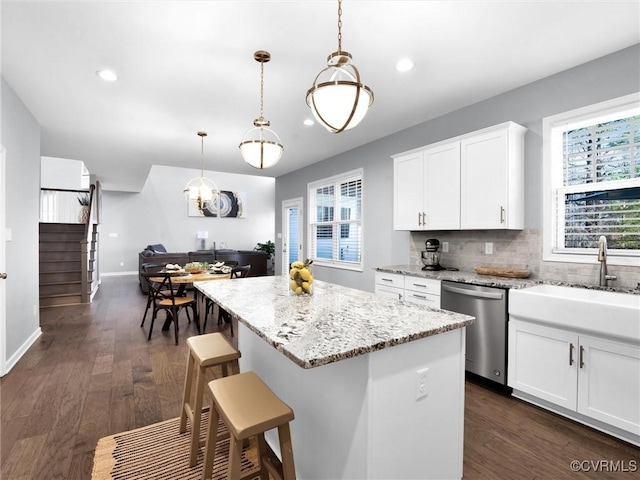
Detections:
[239, 50, 284, 169]
[183, 131, 218, 214]
[306, 0, 374, 133]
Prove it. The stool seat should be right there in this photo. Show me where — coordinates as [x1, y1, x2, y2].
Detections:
[209, 371, 294, 440]
[187, 333, 240, 367]
[203, 371, 296, 480]
[180, 332, 240, 468]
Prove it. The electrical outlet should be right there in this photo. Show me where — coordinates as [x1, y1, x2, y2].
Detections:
[415, 367, 429, 400]
[441, 241, 449, 253]
[484, 242, 494, 255]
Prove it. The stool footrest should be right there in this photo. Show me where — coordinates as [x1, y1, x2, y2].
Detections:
[261, 446, 285, 480]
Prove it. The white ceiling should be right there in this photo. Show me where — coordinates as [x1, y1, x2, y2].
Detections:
[2, 1, 639, 192]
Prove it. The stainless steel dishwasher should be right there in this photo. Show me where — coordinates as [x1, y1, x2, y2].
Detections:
[440, 281, 508, 385]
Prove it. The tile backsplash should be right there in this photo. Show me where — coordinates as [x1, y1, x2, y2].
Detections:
[410, 229, 639, 290]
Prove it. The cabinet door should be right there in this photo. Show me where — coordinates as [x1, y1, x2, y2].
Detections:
[508, 320, 578, 410]
[460, 128, 508, 229]
[394, 152, 425, 230]
[375, 284, 404, 301]
[423, 142, 460, 230]
[577, 336, 640, 435]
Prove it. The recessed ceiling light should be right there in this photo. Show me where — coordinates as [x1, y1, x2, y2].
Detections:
[96, 69, 118, 82]
[303, 119, 315, 126]
[396, 58, 414, 72]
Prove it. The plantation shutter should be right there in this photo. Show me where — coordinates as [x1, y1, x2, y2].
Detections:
[557, 115, 640, 250]
[308, 170, 363, 268]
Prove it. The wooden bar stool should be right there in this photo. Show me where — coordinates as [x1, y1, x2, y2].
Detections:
[179, 333, 241, 467]
[202, 371, 296, 480]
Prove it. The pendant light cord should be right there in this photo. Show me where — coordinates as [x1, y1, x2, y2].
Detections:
[337, 0, 343, 53]
[260, 58, 265, 120]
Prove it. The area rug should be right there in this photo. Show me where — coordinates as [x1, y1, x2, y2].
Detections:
[92, 412, 257, 479]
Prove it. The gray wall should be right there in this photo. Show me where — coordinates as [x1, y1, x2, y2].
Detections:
[275, 44, 640, 292]
[100, 165, 275, 274]
[1, 77, 41, 367]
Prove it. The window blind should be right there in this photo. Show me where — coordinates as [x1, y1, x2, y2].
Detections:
[556, 114, 640, 251]
[308, 171, 363, 268]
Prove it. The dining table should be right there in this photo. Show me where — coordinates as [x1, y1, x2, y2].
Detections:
[149, 270, 231, 331]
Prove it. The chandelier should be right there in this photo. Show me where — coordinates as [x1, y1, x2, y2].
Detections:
[306, 0, 374, 133]
[239, 50, 284, 169]
[183, 131, 218, 214]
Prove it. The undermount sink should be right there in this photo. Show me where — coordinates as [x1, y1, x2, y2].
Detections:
[509, 284, 640, 342]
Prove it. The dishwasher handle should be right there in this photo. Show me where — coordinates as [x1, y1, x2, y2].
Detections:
[442, 284, 504, 300]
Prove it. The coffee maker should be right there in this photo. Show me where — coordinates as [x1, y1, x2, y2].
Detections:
[421, 239, 442, 271]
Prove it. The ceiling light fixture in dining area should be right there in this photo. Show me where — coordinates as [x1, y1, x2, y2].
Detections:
[239, 50, 284, 169]
[306, 0, 374, 133]
[183, 131, 218, 214]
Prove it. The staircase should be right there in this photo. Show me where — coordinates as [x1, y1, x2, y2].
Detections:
[39, 223, 97, 307]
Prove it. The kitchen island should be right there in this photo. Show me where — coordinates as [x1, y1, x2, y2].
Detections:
[195, 276, 474, 479]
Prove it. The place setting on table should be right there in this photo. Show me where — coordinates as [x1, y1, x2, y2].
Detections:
[150, 261, 233, 332]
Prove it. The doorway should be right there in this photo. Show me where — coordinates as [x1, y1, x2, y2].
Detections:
[281, 198, 303, 276]
[0, 145, 6, 376]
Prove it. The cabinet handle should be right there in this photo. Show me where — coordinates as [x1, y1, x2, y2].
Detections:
[569, 343, 574, 366]
[422, 212, 426, 225]
[380, 278, 393, 282]
[500, 206, 505, 223]
[579, 345, 585, 368]
[412, 283, 427, 288]
[417, 212, 422, 226]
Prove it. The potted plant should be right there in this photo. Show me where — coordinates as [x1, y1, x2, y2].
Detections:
[77, 193, 90, 223]
[255, 240, 275, 273]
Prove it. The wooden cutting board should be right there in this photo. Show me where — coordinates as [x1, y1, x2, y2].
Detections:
[474, 266, 530, 278]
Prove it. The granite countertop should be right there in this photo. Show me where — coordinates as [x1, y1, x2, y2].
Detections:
[375, 265, 640, 294]
[375, 265, 538, 289]
[195, 276, 474, 369]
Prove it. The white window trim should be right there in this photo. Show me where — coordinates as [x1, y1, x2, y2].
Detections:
[307, 168, 364, 272]
[542, 92, 640, 267]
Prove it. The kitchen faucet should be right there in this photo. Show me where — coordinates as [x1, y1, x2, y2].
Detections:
[598, 235, 617, 287]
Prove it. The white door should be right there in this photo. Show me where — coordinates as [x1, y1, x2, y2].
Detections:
[0, 146, 7, 376]
[282, 198, 303, 275]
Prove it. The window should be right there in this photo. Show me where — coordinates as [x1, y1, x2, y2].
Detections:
[308, 169, 363, 270]
[543, 93, 640, 265]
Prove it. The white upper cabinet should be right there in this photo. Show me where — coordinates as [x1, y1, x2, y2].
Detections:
[460, 123, 526, 229]
[393, 142, 460, 230]
[393, 122, 527, 231]
[394, 152, 426, 230]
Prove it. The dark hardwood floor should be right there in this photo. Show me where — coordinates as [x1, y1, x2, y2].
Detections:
[1, 275, 638, 479]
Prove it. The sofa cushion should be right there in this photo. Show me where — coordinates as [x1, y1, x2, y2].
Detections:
[146, 244, 167, 253]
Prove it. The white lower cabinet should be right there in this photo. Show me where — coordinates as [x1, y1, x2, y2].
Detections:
[509, 320, 640, 438]
[404, 277, 441, 309]
[375, 272, 441, 308]
[374, 272, 405, 300]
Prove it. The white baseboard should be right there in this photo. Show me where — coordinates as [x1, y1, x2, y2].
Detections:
[3, 327, 42, 376]
[101, 271, 138, 277]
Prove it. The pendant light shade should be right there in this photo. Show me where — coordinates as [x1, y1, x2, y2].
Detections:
[239, 50, 284, 169]
[306, 0, 374, 133]
[184, 132, 219, 213]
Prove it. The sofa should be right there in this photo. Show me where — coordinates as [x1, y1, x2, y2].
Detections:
[138, 244, 269, 294]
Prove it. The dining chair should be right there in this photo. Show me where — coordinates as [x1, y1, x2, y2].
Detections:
[142, 272, 197, 345]
[203, 265, 251, 337]
[140, 263, 165, 327]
